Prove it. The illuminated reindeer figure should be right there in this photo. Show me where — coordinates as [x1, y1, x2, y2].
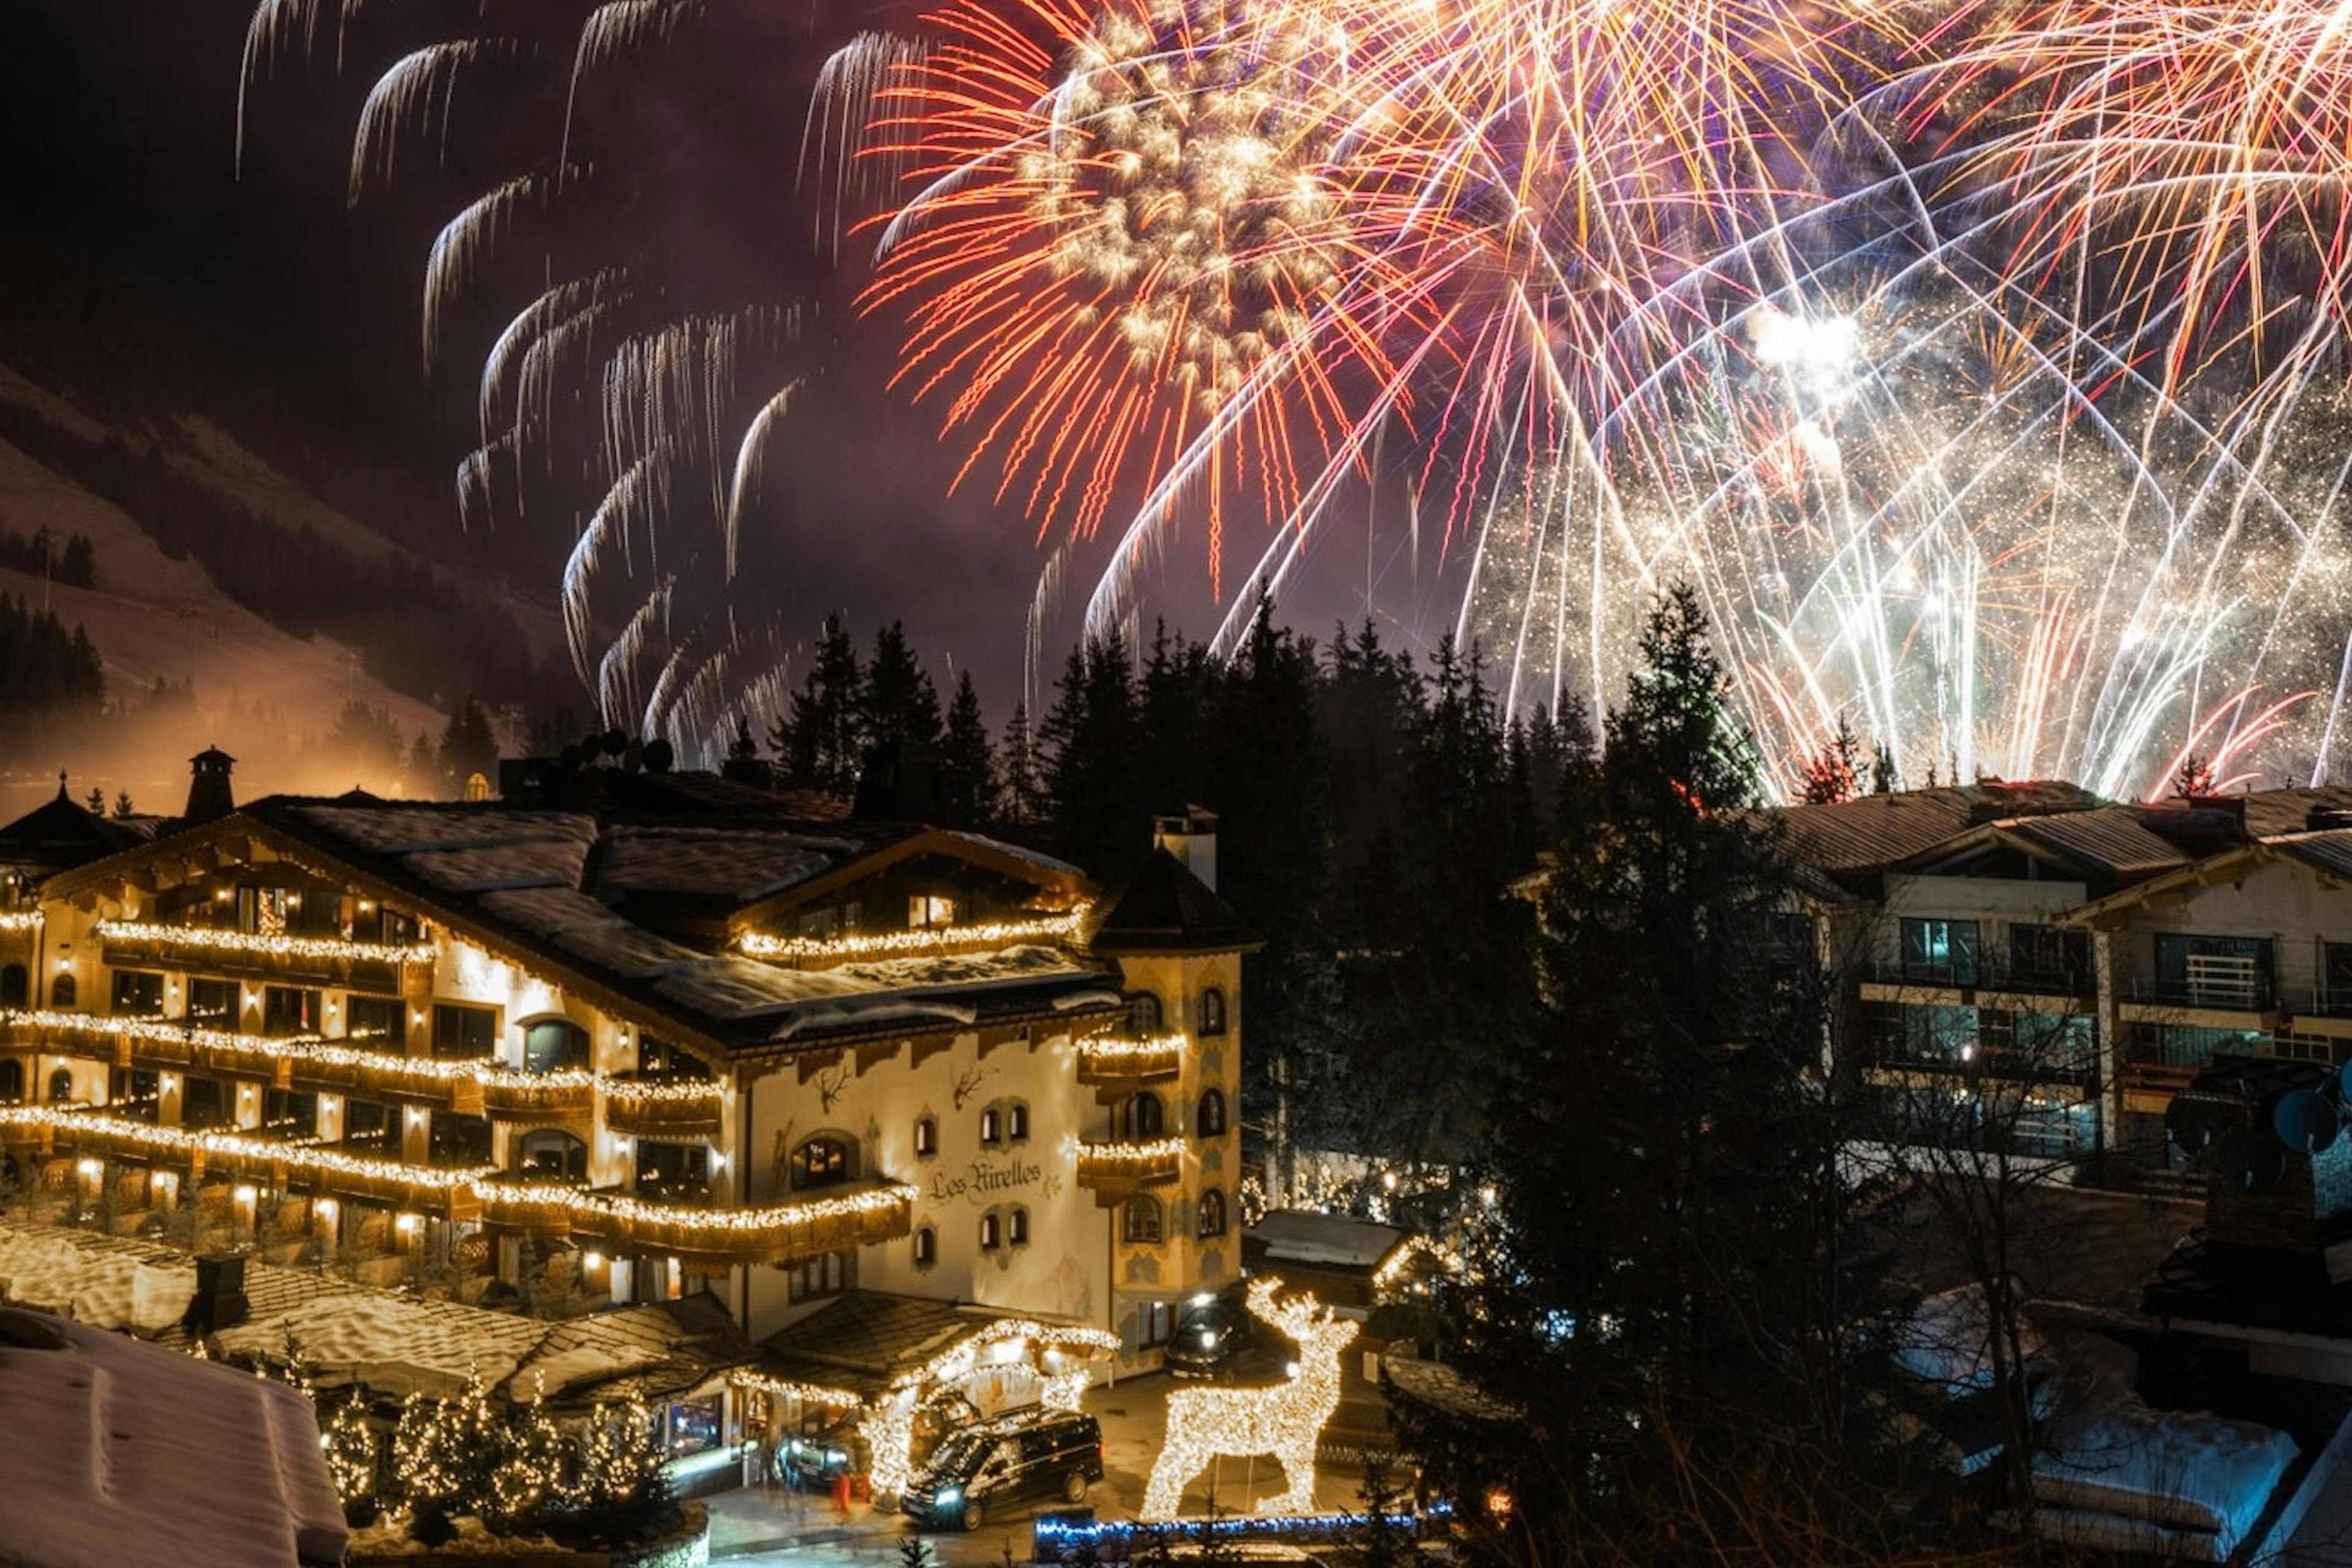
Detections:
[1141, 1276, 1360, 1520]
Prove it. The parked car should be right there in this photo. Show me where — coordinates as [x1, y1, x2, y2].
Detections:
[902, 1411, 1104, 1531]
[1163, 1289, 1259, 1379]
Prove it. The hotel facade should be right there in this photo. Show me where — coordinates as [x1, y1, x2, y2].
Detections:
[0, 759, 1256, 1482]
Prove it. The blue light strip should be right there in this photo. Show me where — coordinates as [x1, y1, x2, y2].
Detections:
[1031, 1500, 1453, 1555]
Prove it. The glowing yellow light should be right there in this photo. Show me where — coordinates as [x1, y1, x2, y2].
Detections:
[1076, 1033, 1186, 1072]
[75, 1158, 102, 1180]
[0, 911, 40, 933]
[233, 1184, 258, 1205]
[316, 1197, 339, 1223]
[737, 904, 1091, 966]
[396, 1213, 421, 1234]
[582, 1251, 604, 1270]
[1141, 1278, 1357, 1520]
[92, 918, 434, 966]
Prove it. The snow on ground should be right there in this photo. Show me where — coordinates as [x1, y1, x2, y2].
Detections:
[0, 1224, 194, 1332]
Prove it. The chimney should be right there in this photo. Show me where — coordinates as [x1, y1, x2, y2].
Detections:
[1153, 805, 1218, 891]
[184, 747, 236, 826]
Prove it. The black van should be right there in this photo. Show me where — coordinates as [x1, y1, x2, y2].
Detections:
[902, 1411, 1105, 1531]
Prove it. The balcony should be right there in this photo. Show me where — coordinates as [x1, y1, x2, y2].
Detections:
[93, 920, 430, 995]
[2120, 1059, 2201, 1113]
[1075, 1137, 1184, 1205]
[2118, 963, 2277, 1026]
[1861, 959, 2095, 1007]
[478, 1072, 595, 1123]
[1075, 1034, 1184, 1089]
[475, 1178, 914, 1265]
[603, 1076, 725, 1140]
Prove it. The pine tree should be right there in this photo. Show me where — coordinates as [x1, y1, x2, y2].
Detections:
[998, 700, 1045, 834]
[775, 616, 864, 794]
[85, 786, 105, 815]
[1870, 740, 1899, 794]
[861, 621, 943, 752]
[2172, 752, 2218, 799]
[1039, 631, 1148, 878]
[112, 790, 134, 817]
[1799, 713, 1864, 804]
[57, 533, 96, 590]
[438, 696, 500, 792]
[937, 669, 1000, 829]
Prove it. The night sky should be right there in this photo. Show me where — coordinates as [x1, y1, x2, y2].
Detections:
[0, 0, 1364, 717]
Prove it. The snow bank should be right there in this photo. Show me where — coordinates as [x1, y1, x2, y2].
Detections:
[2034, 1403, 2298, 1556]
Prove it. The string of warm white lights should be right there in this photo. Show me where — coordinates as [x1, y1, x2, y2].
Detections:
[1077, 1136, 1188, 1166]
[0, 911, 40, 933]
[0, 1009, 592, 1096]
[601, 1077, 725, 1107]
[1076, 1033, 1186, 1065]
[0, 1106, 487, 1189]
[1142, 1277, 1359, 1520]
[93, 918, 436, 966]
[737, 905, 1090, 965]
[472, 1177, 916, 1237]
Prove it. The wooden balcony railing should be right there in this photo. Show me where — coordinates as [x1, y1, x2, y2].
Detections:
[475, 1178, 914, 1265]
[603, 1077, 725, 1139]
[94, 921, 431, 995]
[1075, 1035, 1184, 1087]
[1075, 1137, 1184, 1205]
[478, 1072, 596, 1122]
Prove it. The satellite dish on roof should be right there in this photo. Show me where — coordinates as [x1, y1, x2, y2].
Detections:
[2274, 1086, 2342, 1155]
[2219, 1130, 2288, 1194]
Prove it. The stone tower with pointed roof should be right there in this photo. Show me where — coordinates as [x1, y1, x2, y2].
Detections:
[183, 747, 236, 826]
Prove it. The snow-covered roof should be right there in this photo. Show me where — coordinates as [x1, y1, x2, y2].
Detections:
[1248, 1210, 1408, 1270]
[0, 1306, 347, 1568]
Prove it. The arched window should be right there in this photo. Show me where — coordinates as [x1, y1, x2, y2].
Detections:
[1197, 1188, 1228, 1238]
[517, 1129, 588, 1183]
[980, 1106, 1001, 1145]
[522, 1019, 589, 1075]
[0, 1059, 21, 1103]
[1121, 1195, 1163, 1245]
[980, 1212, 1002, 1251]
[1008, 1205, 1030, 1246]
[48, 973, 75, 1009]
[914, 1115, 938, 1158]
[0, 964, 25, 1008]
[1006, 1101, 1030, 1142]
[791, 1136, 854, 1190]
[1122, 1091, 1165, 1140]
[1199, 987, 1227, 1036]
[913, 1226, 937, 1267]
[1197, 1087, 1228, 1138]
[1125, 992, 1162, 1034]
[47, 1066, 74, 1104]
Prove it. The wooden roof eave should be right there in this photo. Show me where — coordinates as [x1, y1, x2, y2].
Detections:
[2058, 843, 2274, 931]
[723, 992, 1125, 1069]
[725, 827, 1095, 940]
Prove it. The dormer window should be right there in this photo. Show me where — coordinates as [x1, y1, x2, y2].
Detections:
[910, 895, 957, 930]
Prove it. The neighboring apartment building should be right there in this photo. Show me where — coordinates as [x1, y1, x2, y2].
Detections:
[0, 756, 1255, 1473]
[1776, 783, 2352, 1159]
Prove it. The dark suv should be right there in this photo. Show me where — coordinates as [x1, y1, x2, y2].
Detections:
[1162, 1290, 1259, 1379]
[902, 1411, 1104, 1531]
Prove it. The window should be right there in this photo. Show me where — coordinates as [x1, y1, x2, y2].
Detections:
[0, 1060, 21, 1103]
[263, 1088, 319, 1136]
[285, 891, 341, 938]
[1198, 1188, 1227, 1237]
[981, 1212, 1002, 1251]
[1899, 918, 1980, 986]
[344, 995, 404, 1047]
[181, 1076, 227, 1130]
[1122, 1092, 1166, 1140]
[2154, 934, 2274, 1009]
[910, 894, 957, 929]
[980, 1107, 1001, 1145]
[639, 1035, 710, 1079]
[1126, 992, 1163, 1034]
[0, 964, 24, 1008]
[913, 1226, 937, 1268]
[1008, 1205, 1029, 1246]
[48, 1065, 74, 1103]
[523, 1019, 589, 1074]
[518, 1129, 589, 1183]
[48, 973, 75, 1009]
[914, 1115, 938, 1158]
[1196, 1088, 1227, 1138]
[430, 1111, 492, 1166]
[785, 1250, 849, 1303]
[110, 1068, 160, 1118]
[2325, 943, 2352, 1016]
[1897, 1005, 1976, 1067]
[2008, 924, 2089, 991]
[263, 986, 322, 1037]
[1006, 1101, 1030, 1143]
[1136, 1299, 1174, 1348]
[1122, 1195, 1164, 1245]
[638, 1140, 710, 1191]
[110, 970, 165, 1017]
[343, 1098, 394, 1150]
[1199, 987, 1227, 1036]
[432, 1005, 497, 1059]
[791, 1136, 853, 1189]
[187, 978, 238, 1026]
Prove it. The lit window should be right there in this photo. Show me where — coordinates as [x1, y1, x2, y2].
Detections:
[1197, 1088, 1228, 1138]
[1122, 1196, 1163, 1245]
[1199, 988, 1227, 1036]
[1006, 1101, 1030, 1142]
[914, 1115, 938, 1158]
[981, 1213, 1001, 1251]
[791, 1137, 853, 1189]
[1197, 1188, 1227, 1238]
[980, 1107, 1001, 1145]
[1125, 992, 1162, 1034]
[910, 895, 957, 929]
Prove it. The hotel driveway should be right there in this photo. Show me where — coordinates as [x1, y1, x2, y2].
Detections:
[704, 1369, 1378, 1567]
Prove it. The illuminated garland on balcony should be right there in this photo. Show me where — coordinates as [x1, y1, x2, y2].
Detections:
[0, 911, 40, 933]
[1077, 1033, 1186, 1065]
[93, 919, 436, 966]
[602, 1077, 725, 1107]
[736, 905, 1090, 965]
[472, 1178, 915, 1237]
[1077, 1136, 1188, 1167]
[0, 1009, 592, 1098]
[0, 1106, 487, 1189]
